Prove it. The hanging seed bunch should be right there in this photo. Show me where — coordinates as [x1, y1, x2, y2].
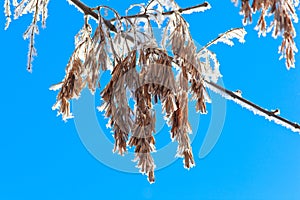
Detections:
[49, 0, 248, 182]
[232, 0, 299, 68]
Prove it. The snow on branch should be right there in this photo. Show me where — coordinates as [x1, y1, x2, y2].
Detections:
[205, 80, 300, 133]
[180, 2, 211, 14]
[4, 0, 50, 71]
[4, 0, 11, 30]
[198, 28, 247, 53]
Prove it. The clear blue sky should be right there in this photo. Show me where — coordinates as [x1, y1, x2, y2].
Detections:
[1, 0, 300, 199]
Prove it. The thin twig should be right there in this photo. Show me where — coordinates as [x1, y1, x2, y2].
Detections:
[164, 2, 209, 15]
[205, 80, 300, 132]
[198, 27, 243, 53]
[27, 0, 40, 72]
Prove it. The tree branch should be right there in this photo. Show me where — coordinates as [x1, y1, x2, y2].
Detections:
[198, 27, 244, 53]
[69, 0, 98, 19]
[165, 2, 209, 15]
[111, 2, 210, 21]
[205, 80, 300, 132]
[69, 0, 117, 32]
[68, 0, 210, 32]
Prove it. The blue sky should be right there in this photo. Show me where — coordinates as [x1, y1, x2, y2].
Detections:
[1, 0, 300, 199]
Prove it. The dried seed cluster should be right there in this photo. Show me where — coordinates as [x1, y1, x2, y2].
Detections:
[233, 0, 299, 68]
[50, 1, 218, 182]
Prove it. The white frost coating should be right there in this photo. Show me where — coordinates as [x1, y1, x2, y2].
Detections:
[231, 0, 238, 7]
[199, 49, 221, 83]
[135, 17, 151, 32]
[126, 3, 145, 15]
[278, 38, 298, 61]
[158, 0, 179, 11]
[4, 0, 11, 30]
[212, 28, 247, 47]
[144, 0, 167, 27]
[233, 90, 242, 97]
[12, 0, 18, 6]
[147, 0, 164, 13]
[146, 3, 166, 28]
[181, 2, 211, 15]
[197, 28, 247, 58]
[66, 0, 84, 14]
[41, 0, 50, 28]
[270, 22, 278, 39]
[205, 82, 300, 133]
[51, 100, 73, 121]
[49, 82, 63, 91]
[146, 0, 159, 10]
[13, 0, 49, 22]
[74, 22, 92, 62]
[7, 0, 51, 71]
[285, 0, 299, 23]
[218, 28, 247, 46]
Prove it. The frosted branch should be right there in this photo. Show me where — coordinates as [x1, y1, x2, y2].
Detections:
[205, 80, 300, 133]
[4, 0, 11, 30]
[198, 28, 247, 53]
[4, 0, 50, 71]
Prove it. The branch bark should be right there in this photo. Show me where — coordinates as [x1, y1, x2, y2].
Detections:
[205, 80, 300, 132]
[69, 0, 117, 32]
[69, 0, 98, 19]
